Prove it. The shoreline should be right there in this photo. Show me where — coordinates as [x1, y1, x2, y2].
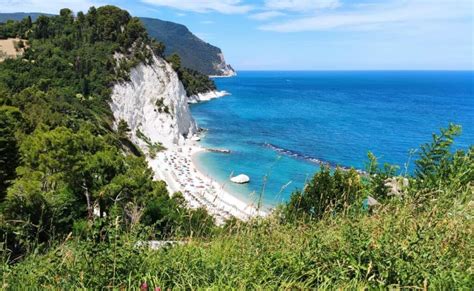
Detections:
[147, 142, 267, 224]
[209, 72, 237, 78]
[188, 90, 230, 104]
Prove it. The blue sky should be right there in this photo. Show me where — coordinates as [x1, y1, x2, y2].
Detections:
[1, 0, 473, 70]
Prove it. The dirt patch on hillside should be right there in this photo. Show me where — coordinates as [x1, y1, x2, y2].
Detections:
[0, 38, 27, 61]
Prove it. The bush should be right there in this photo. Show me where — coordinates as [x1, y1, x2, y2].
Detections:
[166, 53, 216, 96]
[285, 167, 363, 221]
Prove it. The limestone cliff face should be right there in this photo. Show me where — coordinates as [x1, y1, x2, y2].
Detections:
[213, 53, 236, 77]
[188, 90, 229, 103]
[110, 54, 197, 150]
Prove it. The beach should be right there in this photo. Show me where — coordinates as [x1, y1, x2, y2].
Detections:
[147, 141, 267, 224]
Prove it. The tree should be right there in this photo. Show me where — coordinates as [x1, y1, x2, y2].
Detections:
[95, 5, 131, 42]
[123, 17, 146, 47]
[285, 167, 362, 220]
[17, 40, 25, 49]
[414, 124, 472, 194]
[34, 15, 50, 39]
[415, 124, 461, 184]
[150, 40, 165, 57]
[117, 119, 131, 138]
[60, 8, 73, 19]
[167, 53, 181, 71]
[0, 106, 22, 200]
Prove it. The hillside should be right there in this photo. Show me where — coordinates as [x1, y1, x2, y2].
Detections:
[0, 12, 52, 22]
[0, 5, 216, 268]
[140, 17, 235, 76]
[0, 13, 236, 77]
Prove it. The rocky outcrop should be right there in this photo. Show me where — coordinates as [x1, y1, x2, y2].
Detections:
[188, 90, 230, 104]
[110, 54, 197, 150]
[211, 53, 237, 77]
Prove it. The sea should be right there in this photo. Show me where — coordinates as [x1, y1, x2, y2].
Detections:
[190, 71, 474, 207]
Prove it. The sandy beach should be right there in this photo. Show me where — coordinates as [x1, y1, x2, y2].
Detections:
[147, 142, 267, 224]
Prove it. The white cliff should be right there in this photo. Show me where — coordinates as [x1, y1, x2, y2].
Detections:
[110, 54, 197, 150]
[188, 90, 230, 104]
[110, 53, 265, 222]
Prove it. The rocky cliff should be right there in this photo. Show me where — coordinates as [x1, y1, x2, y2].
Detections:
[211, 53, 237, 77]
[110, 54, 197, 150]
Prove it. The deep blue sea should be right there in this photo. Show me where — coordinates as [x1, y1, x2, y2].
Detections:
[191, 71, 474, 207]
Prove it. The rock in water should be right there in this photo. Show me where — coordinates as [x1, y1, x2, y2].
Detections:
[231, 174, 250, 184]
[206, 148, 231, 154]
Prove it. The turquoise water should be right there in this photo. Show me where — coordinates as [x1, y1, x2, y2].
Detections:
[191, 71, 474, 207]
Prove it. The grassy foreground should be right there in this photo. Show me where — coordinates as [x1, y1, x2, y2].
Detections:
[2, 151, 472, 289]
[2, 198, 471, 289]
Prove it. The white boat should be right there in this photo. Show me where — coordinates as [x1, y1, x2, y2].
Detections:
[230, 174, 250, 184]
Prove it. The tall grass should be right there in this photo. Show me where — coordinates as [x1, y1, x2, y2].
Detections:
[2, 192, 471, 289]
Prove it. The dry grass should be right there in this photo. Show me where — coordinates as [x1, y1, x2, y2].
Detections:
[0, 38, 26, 61]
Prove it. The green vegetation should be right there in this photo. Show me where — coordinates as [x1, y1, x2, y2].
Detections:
[0, 7, 471, 290]
[0, 106, 22, 199]
[2, 14, 234, 76]
[0, 12, 216, 96]
[141, 17, 230, 76]
[0, 6, 214, 267]
[117, 119, 131, 138]
[167, 53, 216, 96]
[0, 16, 32, 39]
[154, 97, 170, 114]
[136, 128, 167, 158]
[2, 119, 471, 289]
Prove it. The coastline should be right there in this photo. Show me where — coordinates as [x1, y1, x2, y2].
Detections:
[188, 90, 230, 104]
[147, 142, 267, 224]
[209, 71, 237, 78]
[110, 53, 261, 224]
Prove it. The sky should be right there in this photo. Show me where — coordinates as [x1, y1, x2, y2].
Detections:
[1, 0, 473, 70]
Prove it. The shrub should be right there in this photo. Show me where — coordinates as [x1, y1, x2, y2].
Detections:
[285, 167, 363, 220]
